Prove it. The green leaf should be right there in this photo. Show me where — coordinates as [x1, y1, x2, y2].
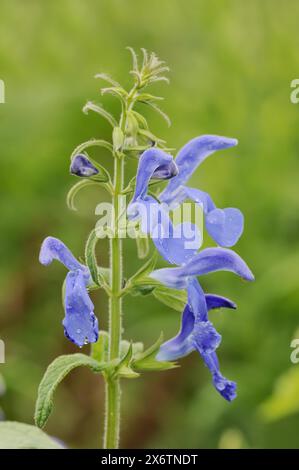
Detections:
[0, 422, 63, 449]
[153, 286, 187, 312]
[112, 126, 125, 151]
[35, 353, 105, 428]
[132, 333, 178, 372]
[66, 179, 97, 211]
[126, 111, 139, 138]
[83, 101, 117, 127]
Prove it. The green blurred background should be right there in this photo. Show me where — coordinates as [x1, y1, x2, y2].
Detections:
[1, 0, 299, 449]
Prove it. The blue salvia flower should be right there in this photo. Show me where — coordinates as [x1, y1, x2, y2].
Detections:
[70, 154, 99, 177]
[39, 237, 98, 347]
[127, 147, 178, 229]
[128, 147, 201, 263]
[156, 278, 237, 401]
[149, 231, 253, 400]
[159, 135, 244, 247]
[150, 246, 254, 289]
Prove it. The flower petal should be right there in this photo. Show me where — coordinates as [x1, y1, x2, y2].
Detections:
[152, 160, 178, 180]
[152, 222, 202, 266]
[150, 247, 254, 288]
[206, 208, 244, 247]
[201, 351, 237, 401]
[183, 187, 216, 213]
[39, 237, 85, 273]
[160, 135, 238, 204]
[187, 278, 208, 321]
[131, 148, 176, 204]
[192, 321, 221, 355]
[149, 266, 187, 289]
[183, 188, 244, 247]
[205, 294, 237, 311]
[180, 247, 254, 281]
[156, 304, 195, 361]
[63, 270, 98, 347]
[70, 154, 99, 177]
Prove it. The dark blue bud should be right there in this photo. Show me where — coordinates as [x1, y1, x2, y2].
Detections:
[70, 154, 99, 177]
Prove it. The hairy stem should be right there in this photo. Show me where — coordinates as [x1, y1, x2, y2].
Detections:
[103, 83, 140, 449]
[104, 155, 124, 449]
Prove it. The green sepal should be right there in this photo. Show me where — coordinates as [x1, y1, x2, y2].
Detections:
[83, 101, 117, 127]
[125, 252, 158, 295]
[85, 230, 110, 291]
[82, 154, 111, 183]
[91, 331, 109, 363]
[85, 229, 100, 285]
[132, 333, 178, 372]
[66, 179, 97, 211]
[136, 93, 164, 103]
[70, 138, 113, 159]
[101, 86, 128, 104]
[114, 343, 139, 379]
[112, 126, 125, 152]
[126, 111, 139, 139]
[120, 340, 144, 357]
[94, 72, 121, 88]
[97, 267, 111, 287]
[153, 286, 187, 312]
[131, 110, 149, 129]
[139, 100, 171, 127]
[136, 232, 149, 259]
[138, 128, 166, 145]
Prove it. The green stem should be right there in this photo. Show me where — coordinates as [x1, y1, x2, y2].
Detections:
[104, 155, 124, 449]
[103, 85, 139, 449]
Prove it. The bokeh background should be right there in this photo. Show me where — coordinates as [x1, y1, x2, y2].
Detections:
[1, 0, 299, 449]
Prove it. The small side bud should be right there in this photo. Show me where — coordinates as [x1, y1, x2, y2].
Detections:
[70, 154, 99, 177]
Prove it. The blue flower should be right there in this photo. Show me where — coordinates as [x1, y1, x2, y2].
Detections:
[156, 277, 238, 401]
[159, 135, 244, 247]
[149, 227, 253, 400]
[39, 236, 98, 347]
[150, 246, 254, 289]
[70, 154, 99, 177]
[127, 147, 178, 226]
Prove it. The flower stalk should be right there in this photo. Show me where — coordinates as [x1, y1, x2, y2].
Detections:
[104, 155, 124, 449]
